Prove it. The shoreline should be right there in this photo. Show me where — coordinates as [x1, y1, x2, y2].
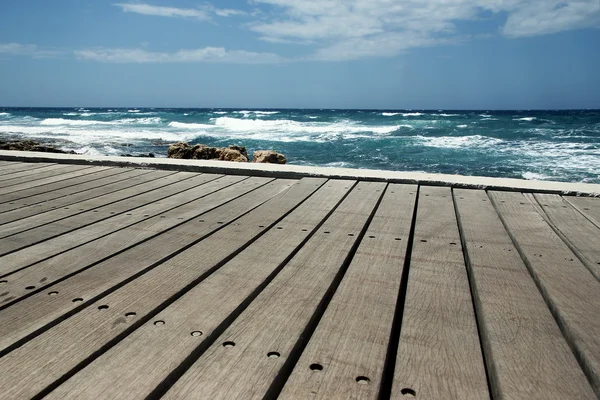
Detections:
[1, 150, 599, 196]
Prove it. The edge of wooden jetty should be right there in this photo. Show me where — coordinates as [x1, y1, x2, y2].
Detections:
[1, 150, 598, 196]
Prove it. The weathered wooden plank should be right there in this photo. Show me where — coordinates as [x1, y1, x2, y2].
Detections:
[530, 193, 600, 280]
[455, 189, 595, 399]
[0, 171, 202, 252]
[0, 175, 260, 279]
[0, 162, 54, 176]
[0, 169, 148, 217]
[0, 169, 179, 238]
[563, 196, 600, 228]
[278, 183, 416, 400]
[0, 169, 161, 218]
[0, 166, 133, 208]
[0, 164, 88, 187]
[160, 181, 384, 400]
[45, 179, 352, 400]
[0, 161, 20, 170]
[0, 174, 248, 300]
[391, 186, 488, 400]
[0, 178, 316, 399]
[0, 177, 286, 351]
[0, 165, 107, 195]
[0, 171, 212, 229]
[490, 191, 600, 396]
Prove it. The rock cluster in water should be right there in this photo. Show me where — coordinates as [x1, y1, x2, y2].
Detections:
[0, 140, 74, 154]
[167, 142, 286, 164]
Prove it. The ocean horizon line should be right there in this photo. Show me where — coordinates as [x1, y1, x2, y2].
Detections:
[2, 106, 599, 112]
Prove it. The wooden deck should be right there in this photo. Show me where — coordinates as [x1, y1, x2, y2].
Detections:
[0, 159, 599, 399]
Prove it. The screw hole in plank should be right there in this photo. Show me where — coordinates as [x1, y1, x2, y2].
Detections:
[310, 363, 323, 371]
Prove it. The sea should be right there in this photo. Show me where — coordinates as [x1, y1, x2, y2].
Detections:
[1, 107, 599, 183]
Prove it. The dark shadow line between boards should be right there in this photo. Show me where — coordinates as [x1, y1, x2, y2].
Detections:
[452, 188, 495, 400]
[376, 184, 420, 400]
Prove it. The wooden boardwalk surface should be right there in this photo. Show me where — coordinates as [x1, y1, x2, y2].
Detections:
[0, 160, 599, 399]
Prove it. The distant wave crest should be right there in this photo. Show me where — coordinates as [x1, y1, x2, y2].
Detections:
[418, 135, 504, 149]
[168, 121, 214, 129]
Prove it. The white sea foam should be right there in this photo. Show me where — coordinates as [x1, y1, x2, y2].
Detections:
[254, 111, 279, 115]
[234, 110, 279, 117]
[324, 161, 354, 168]
[128, 109, 141, 113]
[0, 112, 10, 117]
[207, 117, 400, 142]
[402, 112, 424, 117]
[501, 140, 600, 179]
[382, 112, 400, 116]
[514, 117, 536, 121]
[213, 111, 228, 114]
[0, 124, 197, 144]
[522, 172, 551, 181]
[479, 114, 492, 118]
[418, 135, 504, 149]
[433, 113, 460, 117]
[307, 116, 318, 119]
[40, 118, 114, 126]
[62, 112, 79, 116]
[39, 117, 162, 126]
[168, 121, 214, 129]
[456, 124, 468, 128]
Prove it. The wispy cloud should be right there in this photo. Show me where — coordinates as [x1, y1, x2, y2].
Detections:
[114, 3, 210, 19]
[113, 2, 247, 20]
[249, 0, 600, 61]
[0, 43, 61, 58]
[75, 47, 283, 64]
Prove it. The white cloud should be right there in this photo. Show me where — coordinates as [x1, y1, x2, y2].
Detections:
[503, 1, 600, 37]
[0, 43, 60, 58]
[75, 47, 283, 64]
[114, 3, 247, 20]
[249, 0, 600, 60]
[114, 3, 210, 19]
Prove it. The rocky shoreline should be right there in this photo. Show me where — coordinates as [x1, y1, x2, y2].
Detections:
[0, 140, 75, 154]
[167, 142, 286, 164]
[0, 139, 287, 164]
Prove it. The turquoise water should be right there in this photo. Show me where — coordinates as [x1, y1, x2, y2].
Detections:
[0, 107, 599, 183]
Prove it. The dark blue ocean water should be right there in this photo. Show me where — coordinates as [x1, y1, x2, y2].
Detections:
[1, 107, 599, 183]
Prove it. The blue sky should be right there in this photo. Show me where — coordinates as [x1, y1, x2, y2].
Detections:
[1, 0, 599, 109]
